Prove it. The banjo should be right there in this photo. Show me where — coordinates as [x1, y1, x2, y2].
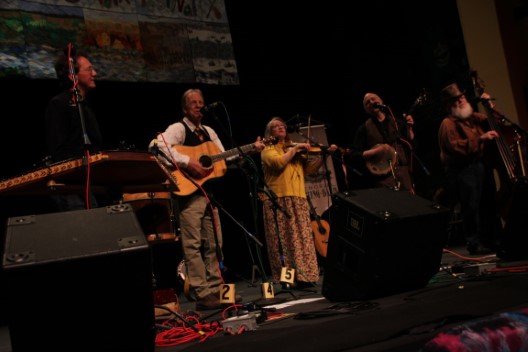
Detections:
[365, 144, 398, 176]
[365, 90, 427, 176]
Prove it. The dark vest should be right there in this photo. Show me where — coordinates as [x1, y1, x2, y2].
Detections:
[365, 117, 408, 166]
[178, 121, 217, 198]
[181, 122, 211, 146]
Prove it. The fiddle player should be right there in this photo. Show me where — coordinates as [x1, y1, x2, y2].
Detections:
[260, 117, 337, 290]
[346, 92, 415, 193]
[437, 82, 502, 255]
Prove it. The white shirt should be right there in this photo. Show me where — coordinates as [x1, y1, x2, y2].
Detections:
[149, 116, 225, 168]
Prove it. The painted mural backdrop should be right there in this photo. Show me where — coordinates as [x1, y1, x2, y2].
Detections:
[0, 0, 238, 84]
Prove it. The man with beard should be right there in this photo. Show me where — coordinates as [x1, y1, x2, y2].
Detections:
[438, 82, 501, 255]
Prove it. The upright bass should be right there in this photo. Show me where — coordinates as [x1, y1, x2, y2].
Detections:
[470, 70, 527, 220]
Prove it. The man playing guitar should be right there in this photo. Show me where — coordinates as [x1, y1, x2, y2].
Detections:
[150, 88, 265, 310]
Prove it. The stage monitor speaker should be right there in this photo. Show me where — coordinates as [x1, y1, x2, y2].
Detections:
[322, 188, 450, 302]
[498, 176, 528, 261]
[2, 204, 155, 352]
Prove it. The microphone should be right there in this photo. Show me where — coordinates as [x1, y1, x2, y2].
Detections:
[373, 102, 388, 109]
[150, 139, 159, 156]
[150, 139, 174, 166]
[201, 102, 221, 113]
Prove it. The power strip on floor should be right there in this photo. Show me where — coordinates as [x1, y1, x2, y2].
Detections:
[463, 262, 496, 276]
[222, 313, 258, 333]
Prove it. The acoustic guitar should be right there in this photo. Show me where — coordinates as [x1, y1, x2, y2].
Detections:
[170, 137, 276, 196]
[307, 195, 330, 258]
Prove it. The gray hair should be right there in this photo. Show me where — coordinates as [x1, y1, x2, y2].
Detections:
[264, 117, 291, 143]
[181, 88, 204, 114]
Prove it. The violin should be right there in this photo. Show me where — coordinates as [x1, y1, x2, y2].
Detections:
[283, 143, 323, 155]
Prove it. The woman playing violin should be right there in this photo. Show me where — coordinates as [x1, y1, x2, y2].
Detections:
[260, 117, 337, 289]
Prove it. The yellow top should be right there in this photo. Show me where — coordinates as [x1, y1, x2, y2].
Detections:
[261, 143, 310, 198]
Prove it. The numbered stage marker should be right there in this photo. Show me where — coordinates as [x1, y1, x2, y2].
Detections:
[261, 282, 275, 299]
[280, 267, 295, 284]
[219, 283, 236, 304]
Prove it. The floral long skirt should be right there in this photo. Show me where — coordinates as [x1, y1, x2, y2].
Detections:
[262, 196, 319, 284]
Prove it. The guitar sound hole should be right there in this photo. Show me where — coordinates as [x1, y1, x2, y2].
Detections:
[199, 155, 213, 168]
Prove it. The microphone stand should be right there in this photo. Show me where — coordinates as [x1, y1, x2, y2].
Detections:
[386, 106, 424, 193]
[259, 186, 290, 218]
[208, 194, 264, 287]
[66, 48, 91, 150]
[258, 186, 298, 300]
[203, 106, 271, 284]
[66, 45, 93, 208]
[236, 158, 271, 285]
[205, 104, 255, 167]
[209, 195, 263, 248]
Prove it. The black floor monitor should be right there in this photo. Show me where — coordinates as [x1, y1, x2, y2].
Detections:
[322, 188, 450, 302]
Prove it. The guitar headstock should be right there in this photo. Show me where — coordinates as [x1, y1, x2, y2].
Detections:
[407, 89, 428, 115]
[263, 136, 278, 145]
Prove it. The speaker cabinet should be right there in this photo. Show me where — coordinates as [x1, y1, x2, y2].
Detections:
[322, 188, 450, 302]
[2, 204, 155, 351]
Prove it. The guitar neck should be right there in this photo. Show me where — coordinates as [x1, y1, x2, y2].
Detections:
[212, 143, 255, 162]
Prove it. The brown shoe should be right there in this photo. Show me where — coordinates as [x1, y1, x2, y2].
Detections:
[195, 293, 222, 311]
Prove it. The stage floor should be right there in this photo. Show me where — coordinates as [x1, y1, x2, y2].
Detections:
[1, 245, 527, 352]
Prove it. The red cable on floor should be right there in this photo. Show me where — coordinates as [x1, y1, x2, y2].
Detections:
[155, 317, 222, 347]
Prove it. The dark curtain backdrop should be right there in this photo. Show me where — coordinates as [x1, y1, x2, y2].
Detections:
[0, 0, 467, 281]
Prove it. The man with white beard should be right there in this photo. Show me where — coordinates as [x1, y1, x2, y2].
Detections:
[438, 82, 502, 255]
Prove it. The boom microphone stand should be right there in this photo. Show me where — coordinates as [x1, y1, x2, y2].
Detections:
[66, 43, 94, 209]
[208, 194, 265, 287]
[203, 102, 271, 286]
[236, 158, 271, 285]
[259, 186, 298, 300]
[203, 105, 272, 286]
